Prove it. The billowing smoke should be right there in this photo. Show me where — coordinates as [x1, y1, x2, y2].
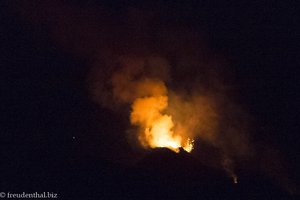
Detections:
[88, 52, 251, 182]
[15, 1, 296, 190]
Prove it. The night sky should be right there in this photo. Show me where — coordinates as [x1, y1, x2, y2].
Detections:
[1, 1, 299, 199]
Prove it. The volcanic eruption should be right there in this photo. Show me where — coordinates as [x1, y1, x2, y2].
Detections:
[106, 56, 200, 154]
[7, 1, 298, 198]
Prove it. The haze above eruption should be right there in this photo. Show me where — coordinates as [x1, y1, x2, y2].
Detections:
[17, 0, 253, 182]
[12, 1, 299, 195]
[86, 14, 252, 181]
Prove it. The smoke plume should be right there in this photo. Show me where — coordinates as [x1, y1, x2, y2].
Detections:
[15, 1, 297, 190]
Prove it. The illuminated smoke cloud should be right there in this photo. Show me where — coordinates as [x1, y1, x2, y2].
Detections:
[18, 1, 296, 188]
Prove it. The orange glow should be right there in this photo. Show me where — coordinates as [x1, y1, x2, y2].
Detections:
[131, 94, 194, 153]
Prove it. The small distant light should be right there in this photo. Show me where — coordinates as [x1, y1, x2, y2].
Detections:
[72, 136, 76, 140]
[233, 176, 238, 184]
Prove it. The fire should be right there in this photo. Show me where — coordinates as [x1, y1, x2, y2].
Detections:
[130, 93, 194, 153]
[109, 57, 194, 153]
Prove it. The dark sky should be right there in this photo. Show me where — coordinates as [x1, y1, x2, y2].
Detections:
[1, 0, 299, 198]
